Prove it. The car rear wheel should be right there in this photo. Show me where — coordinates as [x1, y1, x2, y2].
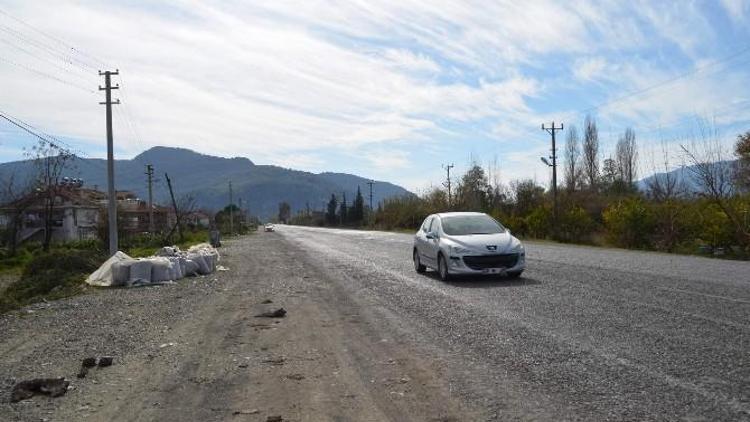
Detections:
[413, 249, 426, 273]
[438, 254, 451, 281]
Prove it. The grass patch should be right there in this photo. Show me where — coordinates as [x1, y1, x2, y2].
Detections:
[0, 249, 105, 314]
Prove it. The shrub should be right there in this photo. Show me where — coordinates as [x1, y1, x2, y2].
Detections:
[556, 205, 596, 243]
[0, 249, 104, 313]
[525, 206, 552, 239]
[603, 197, 655, 249]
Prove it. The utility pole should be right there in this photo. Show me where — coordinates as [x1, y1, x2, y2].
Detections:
[541, 121, 564, 224]
[442, 164, 454, 207]
[165, 173, 183, 242]
[145, 164, 154, 234]
[99, 70, 120, 256]
[228, 181, 233, 235]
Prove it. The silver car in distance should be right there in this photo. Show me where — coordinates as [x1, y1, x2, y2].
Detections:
[413, 212, 525, 281]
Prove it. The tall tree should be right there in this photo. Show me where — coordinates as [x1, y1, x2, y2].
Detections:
[735, 130, 750, 190]
[352, 186, 365, 223]
[564, 125, 582, 192]
[616, 127, 638, 186]
[339, 193, 348, 225]
[326, 194, 338, 225]
[582, 115, 600, 191]
[456, 164, 490, 210]
[26, 140, 74, 251]
[278, 201, 291, 223]
[0, 174, 34, 256]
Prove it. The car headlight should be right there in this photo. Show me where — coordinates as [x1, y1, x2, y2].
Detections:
[450, 245, 472, 255]
[511, 243, 525, 254]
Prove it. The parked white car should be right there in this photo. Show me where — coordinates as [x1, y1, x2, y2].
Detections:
[413, 212, 525, 280]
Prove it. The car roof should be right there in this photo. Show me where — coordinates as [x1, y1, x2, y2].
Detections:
[434, 211, 488, 218]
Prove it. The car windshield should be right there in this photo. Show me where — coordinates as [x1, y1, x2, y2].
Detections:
[440, 215, 505, 236]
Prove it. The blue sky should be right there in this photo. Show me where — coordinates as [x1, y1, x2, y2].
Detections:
[1, 0, 749, 192]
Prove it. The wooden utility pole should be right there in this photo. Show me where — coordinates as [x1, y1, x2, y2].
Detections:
[165, 173, 183, 241]
[228, 181, 234, 235]
[145, 164, 154, 234]
[541, 122, 564, 224]
[442, 164, 454, 207]
[99, 70, 120, 256]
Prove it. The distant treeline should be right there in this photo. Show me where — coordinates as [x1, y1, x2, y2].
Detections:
[292, 120, 750, 258]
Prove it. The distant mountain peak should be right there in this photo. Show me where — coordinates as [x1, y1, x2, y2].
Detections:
[132, 146, 254, 166]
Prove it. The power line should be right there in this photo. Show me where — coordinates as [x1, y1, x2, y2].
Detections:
[0, 23, 99, 77]
[0, 55, 96, 94]
[579, 44, 750, 116]
[0, 6, 111, 70]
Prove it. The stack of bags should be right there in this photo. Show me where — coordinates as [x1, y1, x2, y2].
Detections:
[85, 243, 221, 287]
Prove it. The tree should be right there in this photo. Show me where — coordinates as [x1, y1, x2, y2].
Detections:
[735, 130, 750, 190]
[0, 174, 34, 256]
[278, 201, 291, 224]
[456, 164, 490, 210]
[326, 194, 338, 225]
[26, 140, 74, 251]
[646, 140, 684, 202]
[616, 128, 638, 187]
[681, 123, 748, 247]
[510, 179, 545, 216]
[352, 186, 365, 223]
[339, 193, 348, 225]
[564, 125, 582, 192]
[582, 115, 600, 191]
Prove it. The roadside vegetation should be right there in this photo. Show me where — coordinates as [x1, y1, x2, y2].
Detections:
[0, 227, 218, 314]
[292, 120, 750, 259]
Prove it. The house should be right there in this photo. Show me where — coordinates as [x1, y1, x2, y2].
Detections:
[184, 210, 212, 228]
[0, 183, 102, 243]
[1, 184, 175, 244]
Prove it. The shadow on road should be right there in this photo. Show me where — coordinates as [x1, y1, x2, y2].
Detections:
[421, 271, 542, 288]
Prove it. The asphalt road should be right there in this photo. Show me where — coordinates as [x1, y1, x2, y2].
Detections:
[275, 224, 750, 421]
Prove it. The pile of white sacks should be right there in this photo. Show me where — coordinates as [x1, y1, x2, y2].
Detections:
[86, 243, 221, 287]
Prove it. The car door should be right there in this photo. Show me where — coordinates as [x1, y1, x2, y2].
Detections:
[425, 216, 442, 263]
[416, 216, 433, 264]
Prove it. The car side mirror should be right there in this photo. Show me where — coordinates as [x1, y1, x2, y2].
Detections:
[426, 231, 438, 240]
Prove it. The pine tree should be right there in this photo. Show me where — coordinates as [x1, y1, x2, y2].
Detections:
[353, 186, 365, 223]
[326, 194, 338, 225]
[339, 193, 348, 225]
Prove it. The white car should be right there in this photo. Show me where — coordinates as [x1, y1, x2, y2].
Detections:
[264, 223, 275, 232]
[413, 212, 525, 281]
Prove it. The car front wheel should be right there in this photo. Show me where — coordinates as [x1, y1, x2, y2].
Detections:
[438, 254, 451, 281]
[506, 270, 523, 279]
[413, 249, 426, 273]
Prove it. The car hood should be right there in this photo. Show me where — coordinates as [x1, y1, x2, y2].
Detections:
[443, 232, 518, 254]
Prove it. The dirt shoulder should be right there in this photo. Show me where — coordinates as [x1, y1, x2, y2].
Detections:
[0, 232, 480, 421]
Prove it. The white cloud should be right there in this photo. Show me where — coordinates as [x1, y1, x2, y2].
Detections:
[720, 0, 750, 23]
[573, 56, 609, 82]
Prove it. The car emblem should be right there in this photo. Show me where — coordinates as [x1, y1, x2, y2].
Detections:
[486, 245, 497, 251]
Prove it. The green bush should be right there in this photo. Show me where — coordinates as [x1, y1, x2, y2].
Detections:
[525, 206, 552, 239]
[603, 197, 655, 249]
[0, 249, 104, 313]
[556, 205, 596, 243]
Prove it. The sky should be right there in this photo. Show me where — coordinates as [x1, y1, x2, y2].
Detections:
[0, 0, 749, 192]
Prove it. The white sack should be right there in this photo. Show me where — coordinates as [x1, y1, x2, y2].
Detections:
[85, 251, 132, 287]
[129, 260, 153, 284]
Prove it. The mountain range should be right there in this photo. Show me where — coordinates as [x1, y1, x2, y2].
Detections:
[0, 147, 413, 219]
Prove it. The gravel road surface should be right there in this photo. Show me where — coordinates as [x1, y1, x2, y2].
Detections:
[276, 225, 750, 421]
[1, 226, 749, 421]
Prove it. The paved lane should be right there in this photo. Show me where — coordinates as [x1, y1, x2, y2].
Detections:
[276, 225, 750, 421]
